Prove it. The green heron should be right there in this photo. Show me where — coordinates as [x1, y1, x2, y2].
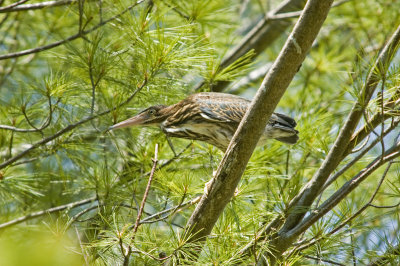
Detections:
[109, 92, 299, 151]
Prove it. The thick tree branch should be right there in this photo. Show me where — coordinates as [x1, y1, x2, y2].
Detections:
[197, 0, 351, 93]
[287, 142, 400, 240]
[280, 23, 400, 233]
[194, 0, 307, 92]
[322, 119, 400, 190]
[255, 23, 400, 264]
[185, 0, 333, 252]
[293, 161, 397, 254]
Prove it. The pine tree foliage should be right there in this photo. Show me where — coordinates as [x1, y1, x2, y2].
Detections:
[0, 0, 400, 265]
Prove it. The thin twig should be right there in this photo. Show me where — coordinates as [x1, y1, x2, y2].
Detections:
[269, 0, 350, 21]
[380, 74, 386, 161]
[123, 144, 159, 266]
[0, 0, 88, 13]
[0, 196, 97, 229]
[0, 0, 145, 60]
[0, 77, 147, 170]
[289, 161, 398, 256]
[322, 119, 400, 191]
[0, 0, 29, 12]
[288, 144, 400, 241]
[160, 0, 189, 20]
[5, 96, 60, 134]
[138, 194, 197, 227]
[369, 202, 400, 209]
[350, 135, 370, 153]
[301, 254, 345, 266]
[132, 144, 158, 237]
[65, 204, 99, 229]
[75, 226, 90, 266]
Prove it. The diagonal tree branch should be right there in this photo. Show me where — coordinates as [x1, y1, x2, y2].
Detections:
[237, 25, 400, 261]
[287, 142, 400, 239]
[346, 88, 400, 155]
[253, 22, 400, 265]
[194, 0, 307, 92]
[184, 0, 334, 254]
[293, 161, 399, 255]
[196, 0, 351, 93]
[322, 118, 400, 190]
[280, 23, 400, 234]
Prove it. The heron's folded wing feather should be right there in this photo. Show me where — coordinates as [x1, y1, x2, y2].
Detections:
[191, 92, 250, 123]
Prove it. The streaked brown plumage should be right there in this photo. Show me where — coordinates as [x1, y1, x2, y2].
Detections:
[110, 92, 299, 150]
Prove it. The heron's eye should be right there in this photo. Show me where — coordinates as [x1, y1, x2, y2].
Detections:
[149, 109, 156, 115]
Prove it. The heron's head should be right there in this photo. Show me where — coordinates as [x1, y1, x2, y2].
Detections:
[109, 105, 167, 130]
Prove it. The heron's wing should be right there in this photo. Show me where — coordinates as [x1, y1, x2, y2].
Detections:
[190, 92, 250, 123]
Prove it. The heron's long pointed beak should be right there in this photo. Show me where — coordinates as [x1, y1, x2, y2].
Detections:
[109, 114, 147, 131]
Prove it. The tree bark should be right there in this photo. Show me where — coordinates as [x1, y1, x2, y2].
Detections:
[194, 0, 307, 92]
[258, 22, 400, 265]
[184, 0, 334, 261]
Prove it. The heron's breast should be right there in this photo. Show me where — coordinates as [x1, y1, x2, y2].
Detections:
[162, 121, 234, 146]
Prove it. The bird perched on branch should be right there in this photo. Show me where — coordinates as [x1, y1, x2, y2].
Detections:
[109, 92, 299, 151]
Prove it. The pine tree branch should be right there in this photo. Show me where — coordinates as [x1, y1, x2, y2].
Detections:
[301, 254, 346, 266]
[346, 87, 400, 154]
[278, 22, 400, 237]
[287, 142, 400, 242]
[0, 0, 90, 13]
[139, 196, 200, 225]
[0, 196, 97, 230]
[259, 143, 400, 265]
[0, 0, 145, 60]
[123, 144, 159, 266]
[194, 0, 307, 92]
[322, 119, 400, 190]
[0, 0, 29, 12]
[0, 95, 59, 133]
[131, 143, 158, 238]
[237, 25, 400, 261]
[184, 0, 334, 258]
[238, 118, 400, 260]
[0, 124, 41, 132]
[65, 204, 100, 230]
[195, 0, 351, 93]
[0, 78, 147, 170]
[293, 160, 398, 254]
[367, 243, 400, 266]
